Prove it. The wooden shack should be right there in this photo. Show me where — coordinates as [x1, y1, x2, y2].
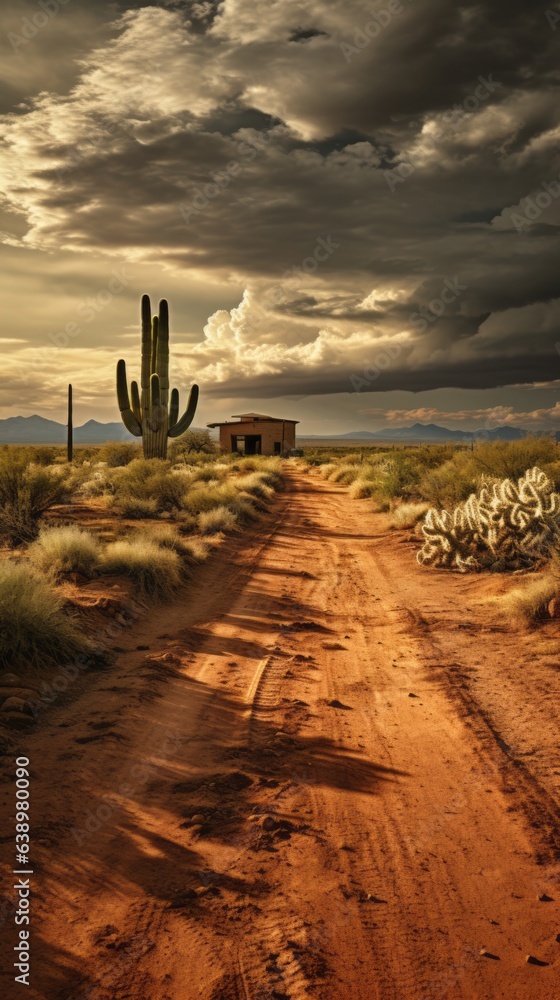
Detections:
[207, 412, 299, 456]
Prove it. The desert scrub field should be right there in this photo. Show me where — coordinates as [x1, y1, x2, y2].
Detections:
[308, 438, 560, 617]
[0, 445, 285, 682]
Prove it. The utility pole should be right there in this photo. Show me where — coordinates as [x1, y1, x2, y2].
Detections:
[67, 383, 73, 463]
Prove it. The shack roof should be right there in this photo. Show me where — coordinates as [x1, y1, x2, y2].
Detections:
[207, 413, 299, 428]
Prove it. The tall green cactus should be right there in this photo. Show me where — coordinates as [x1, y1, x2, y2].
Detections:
[116, 295, 199, 459]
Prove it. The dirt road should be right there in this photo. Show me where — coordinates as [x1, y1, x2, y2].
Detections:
[2, 468, 560, 999]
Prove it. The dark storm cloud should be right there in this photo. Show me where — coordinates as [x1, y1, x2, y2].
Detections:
[0, 0, 559, 401]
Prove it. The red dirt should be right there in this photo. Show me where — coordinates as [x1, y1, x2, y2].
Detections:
[1, 468, 560, 999]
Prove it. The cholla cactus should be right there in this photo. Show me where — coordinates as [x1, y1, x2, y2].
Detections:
[418, 467, 560, 572]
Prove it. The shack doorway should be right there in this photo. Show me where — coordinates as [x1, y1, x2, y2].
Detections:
[231, 434, 262, 455]
[244, 435, 262, 455]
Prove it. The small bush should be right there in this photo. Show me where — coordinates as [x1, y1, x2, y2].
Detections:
[198, 507, 239, 534]
[97, 442, 142, 467]
[473, 437, 558, 481]
[28, 526, 101, 577]
[391, 502, 430, 529]
[328, 463, 361, 485]
[181, 536, 214, 561]
[139, 523, 183, 550]
[0, 457, 71, 546]
[111, 458, 186, 512]
[168, 430, 217, 460]
[101, 539, 182, 597]
[418, 457, 479, 509]
[77, 475, 107, 498]
[28, 446, 63, 467]
[0, 563, 90, 669]
[236, 472, 275, 500]
[497, 574, 559, 624]
[348, 478, 378, 499]
[112, 496, 158, 519]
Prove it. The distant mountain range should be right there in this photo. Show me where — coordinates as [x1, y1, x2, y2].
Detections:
[0, 415, 552, 445]
[302, 422, 536, 443]
[0, 415, 133, 444]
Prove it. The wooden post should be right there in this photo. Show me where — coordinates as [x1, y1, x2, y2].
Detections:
[281, 420, 285, 457]
[67, 383, 73, 463]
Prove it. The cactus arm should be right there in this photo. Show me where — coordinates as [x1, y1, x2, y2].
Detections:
[150, 372, 161, 409]
[169, 387, 179, 430]
[156, 299, 170, 407]
[141, 294, 152, 414]
[131, 380, 141, 423]
[168, 384, 199, 437]
[150, 316, 159, 379]
[116, 359, 142, 436]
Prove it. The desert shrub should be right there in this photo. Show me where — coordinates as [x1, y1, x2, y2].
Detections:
[77, 474, 108, 498]
[110, 458, 186, 512]
[236, 472, 275, 500]
[188, 465, 229, 483]
[28, 446, 63, 467]
[168, 430, 216, 460]
[418, 467, 560, 572]
[181, 536, 214, 561]
[101, 539, 181, 597]
[138, 523, 183, 549]
[111, 496, 159, 519]
[198, 506, 239, 534]
[418, 456, 479, 509]
[183, 481, 254, 518]
[28, 526, 101, 577]
[473, 437, 558, 481]
[374, 456, 422, 500]
[97, 442, 142, 467]
[0, 456, 71, 546]
[498, 574, 559, 624]
[348, 478, 379, 499]
[391, 502, 430, 529]
[0, 562, 90, 669]
[326, 463, 361, 484]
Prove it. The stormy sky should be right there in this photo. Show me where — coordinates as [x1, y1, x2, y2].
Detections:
[0, 0, 559, 434]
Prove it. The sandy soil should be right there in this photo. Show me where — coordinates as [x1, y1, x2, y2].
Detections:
[1, 468, 560, 1000]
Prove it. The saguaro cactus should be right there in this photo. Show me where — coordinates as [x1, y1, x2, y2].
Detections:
[116, 295, 199, 459]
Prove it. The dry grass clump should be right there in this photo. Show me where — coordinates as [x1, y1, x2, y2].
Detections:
[0, 455, 71, 546]
[110, 458, 186, 513]
[182, 481, 257, 521]
[112, 496, 159, 519]
[198, 506, 239, 534]
[101, 539, 182, 597]
[28, 526, 101, 577]
[96, 442, 142, 467]
[496, 574, 559, 624]
[348, 478, 378, 499]
[418, 458, 479, 509]
[0, 562, 90, 669]
[325, 463, 361, 484]
[138, 523, 183, 550]
[76, 473, 107, 498]
[236, 472, 275, 500]
[181, 536, 215, 561]
[391, 502, 430, 529]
